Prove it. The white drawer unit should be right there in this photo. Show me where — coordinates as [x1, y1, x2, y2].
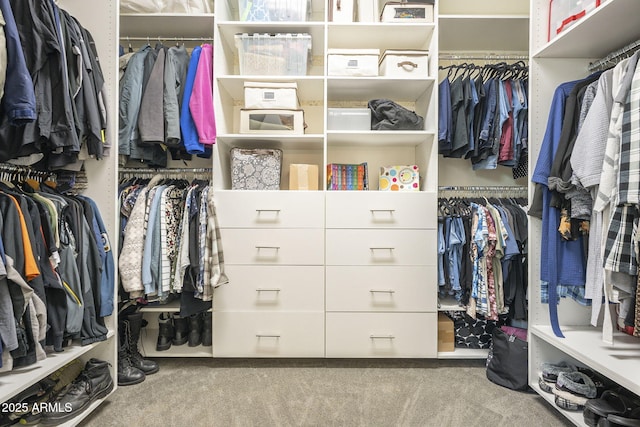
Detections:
[214, 190, 325, 228]
[325, 229, 436, 266]
[221, 228, 325, 265]
[213, 312, 325, 357]
[325, 312, 437, 358]
[325, 191, 437, 229]
[213, 265, 324, 312]
[325, 266, 436, 312]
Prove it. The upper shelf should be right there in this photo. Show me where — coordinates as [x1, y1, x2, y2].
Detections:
[533, 0, 640, 59]
[120, 13, 214, 39]
[327, 23, 435, 51]
[327, 77, 435, 102]
[439, 0, 529, 15]
[439, 15, 529, 53]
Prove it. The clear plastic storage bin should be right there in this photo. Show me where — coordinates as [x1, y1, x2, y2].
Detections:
[238, 0, 311, 21]
[235, 33, 312, 76]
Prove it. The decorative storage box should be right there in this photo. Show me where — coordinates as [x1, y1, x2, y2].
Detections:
[380, 1, 434, 22]
[235, 33, 312, 76]
[244, 81, 299, 109]
[238, 0, 310, 21]
[289, 164, 319, 190]
[327, 49, 379, 77]
[329, 0, 355, 22]
[240, 109, 305, 134]
[379, 50, 429, 78]
[230, 148, 283, 190]
[327, 108, 371, 130]
[379, 165, 419, 191]
[548, 0, 603, 41]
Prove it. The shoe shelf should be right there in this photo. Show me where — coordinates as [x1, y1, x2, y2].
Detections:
[57, 395, 116, 427]
[437, 348, 489, 359]
[530, 325, 640, 398]
[0, 331, 115, 404]
[530, 381, 584, 426]
[138, 326, 213, 358]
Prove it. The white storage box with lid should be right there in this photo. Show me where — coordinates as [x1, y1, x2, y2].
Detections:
[329, 0, 355, 22]
[379, 50, 429, 78]
[235, 33, 312, 76]
[244, 81, 299, 109]
[238, 0, 311, 21]
[327, 49, 379, 77]
[380, 1, 434, 23]
[327, 108, 371, 130]
[240, 109, 305, 134]
[548, 0, 605, 41]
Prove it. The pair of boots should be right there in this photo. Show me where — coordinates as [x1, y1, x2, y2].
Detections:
[118, 312, 159, 386]
[157, 311, 212, 351]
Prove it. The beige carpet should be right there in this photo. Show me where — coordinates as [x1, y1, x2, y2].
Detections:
[79, 358, 572, 427]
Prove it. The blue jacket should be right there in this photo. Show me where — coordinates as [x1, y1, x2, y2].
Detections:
[181, 46, 205, 155]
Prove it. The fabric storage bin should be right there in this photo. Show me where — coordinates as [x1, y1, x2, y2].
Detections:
[329, 0, 355, 22]
[380, 1, 434, 22]
[238, 0, 310, 21]
[231, 148, 283, 190]
[548, 0, 604, 41]
[379, 50, 429, 78]
[445, 312, 507, 350]
[244, 82, 299, 109]
[379, 165, 419, 191]
[235, 33, 312, 76]
[327, 108, 371, 130]
[327, 49, 379, 77]
[357, 0, 377, 22]
[240, 109, 305, 134]
[289, 164, 319, 190]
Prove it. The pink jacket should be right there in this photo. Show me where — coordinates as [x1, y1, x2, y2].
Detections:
[189, 43, 216, 145]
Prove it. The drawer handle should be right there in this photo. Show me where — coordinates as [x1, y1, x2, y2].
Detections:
[256, 246, 280, 250]
[370, 247, 395, 251]
[370, 335, 395, 340]
[370, 209, 395, 214]
[256, 334, 281, 338]
[256, 209, 281, 213]
[369, 289, 395, 294]
[256, 288, 281, 292]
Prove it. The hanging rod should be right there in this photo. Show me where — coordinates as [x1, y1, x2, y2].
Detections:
[439, 53, 529, 61]
[120, 36, 213, 42]
[119, 167, 212, 175]
[438, 185, 528, 192]
[588, 38, 640, 72]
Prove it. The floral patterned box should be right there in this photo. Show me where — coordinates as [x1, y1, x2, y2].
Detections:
[230, 148, 283, 190]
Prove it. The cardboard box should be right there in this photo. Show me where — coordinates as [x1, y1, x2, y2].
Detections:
[289, 164, 319, 190]
[438, 313, 455, 352]
[379, 50, 429, 78]
[327, 48, 380, 77]
[379, 165, 419, 191]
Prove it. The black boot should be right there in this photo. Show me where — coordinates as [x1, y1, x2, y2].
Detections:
[125, 313, 159, 375]
[201, 312, 212, 347]
[118, 321, 146, 386]
[188, 313, 203, 347]
[41, 358, 114, 425]
[157, 313, 175, 351]
[172, 315, 189, 346]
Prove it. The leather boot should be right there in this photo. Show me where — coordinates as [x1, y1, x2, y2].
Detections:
[41, 358, 115, 425]
[201, 312, 212, 347]
[125, 313, 159, 374]
[117, 321, 146, 386]
[172, 315, 189, 346]
[157, 313, 175, 351]
[188, 313, 203, 347]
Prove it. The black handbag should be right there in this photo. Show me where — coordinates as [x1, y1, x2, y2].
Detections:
[486, 327, 529, 391]
[368, 99, 424, 130]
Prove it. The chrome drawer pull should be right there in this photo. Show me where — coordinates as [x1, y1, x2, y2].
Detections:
[369, 289, 395, 294]
[256, 288, 281, 292]
[370, 335, 395, 339]
[255, 246, 280, 250]
[256, 209, 281, 213]
[369, 247, 395, 251]
[369, 209, 395, 213]
[256, 334, 281, 338]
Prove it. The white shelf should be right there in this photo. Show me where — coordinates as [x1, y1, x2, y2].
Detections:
[217, 75, 324, 101]
[438, 348, 489, 359]
[0, 331, 115, 404]
[439, 15, 529, 52]
[327, 77, 435, 102]
[140, 300, 182, 313]
[533, 0, 640, 59]
[120, 13, 215, 39]
[58, 391, 116, 427]
[139, 327, 213, 358]
[327, 23, 435, 51]
[529, 382, 584, 426]
[530, 325, 640, 397]
[217, 134, 325, 151]
[438, 296, 465, 312]
[327, 131, 434, 147]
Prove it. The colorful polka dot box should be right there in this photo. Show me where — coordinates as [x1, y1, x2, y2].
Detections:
[379, 165, 419, 191]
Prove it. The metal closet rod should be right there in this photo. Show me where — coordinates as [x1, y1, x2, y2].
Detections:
[120, 36, 213, 42]
[588, 38, 640, 72]
[438, 185, 527, 192]
[119, 167, 212, 174]
[439, 53, 529, 61]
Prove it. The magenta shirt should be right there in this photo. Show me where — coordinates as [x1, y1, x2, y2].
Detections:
[189, 43, 216, 145]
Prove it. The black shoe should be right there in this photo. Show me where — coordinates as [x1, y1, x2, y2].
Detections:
[201, 312, 212, 347]
[40, 358, 114, 425]
[172, 315, 189, 346]
[157, 313, 175, 351]
[188, 313, 203, 347]
[125, 313, 159, 374]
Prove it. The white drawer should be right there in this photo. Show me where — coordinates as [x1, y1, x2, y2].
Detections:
[215, 191, 324, 228]
[221, 228, 324, 265]
[325, 229, 436, 266]
[213, 266, 324, 311]
[212, 312, 324, 357]
[326, 266, 436, 312]
[326, 191, 436, 229]
[325, 312, 437, 358]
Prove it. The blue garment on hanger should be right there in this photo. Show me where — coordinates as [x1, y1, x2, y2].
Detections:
[181, 45, 205, 155]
